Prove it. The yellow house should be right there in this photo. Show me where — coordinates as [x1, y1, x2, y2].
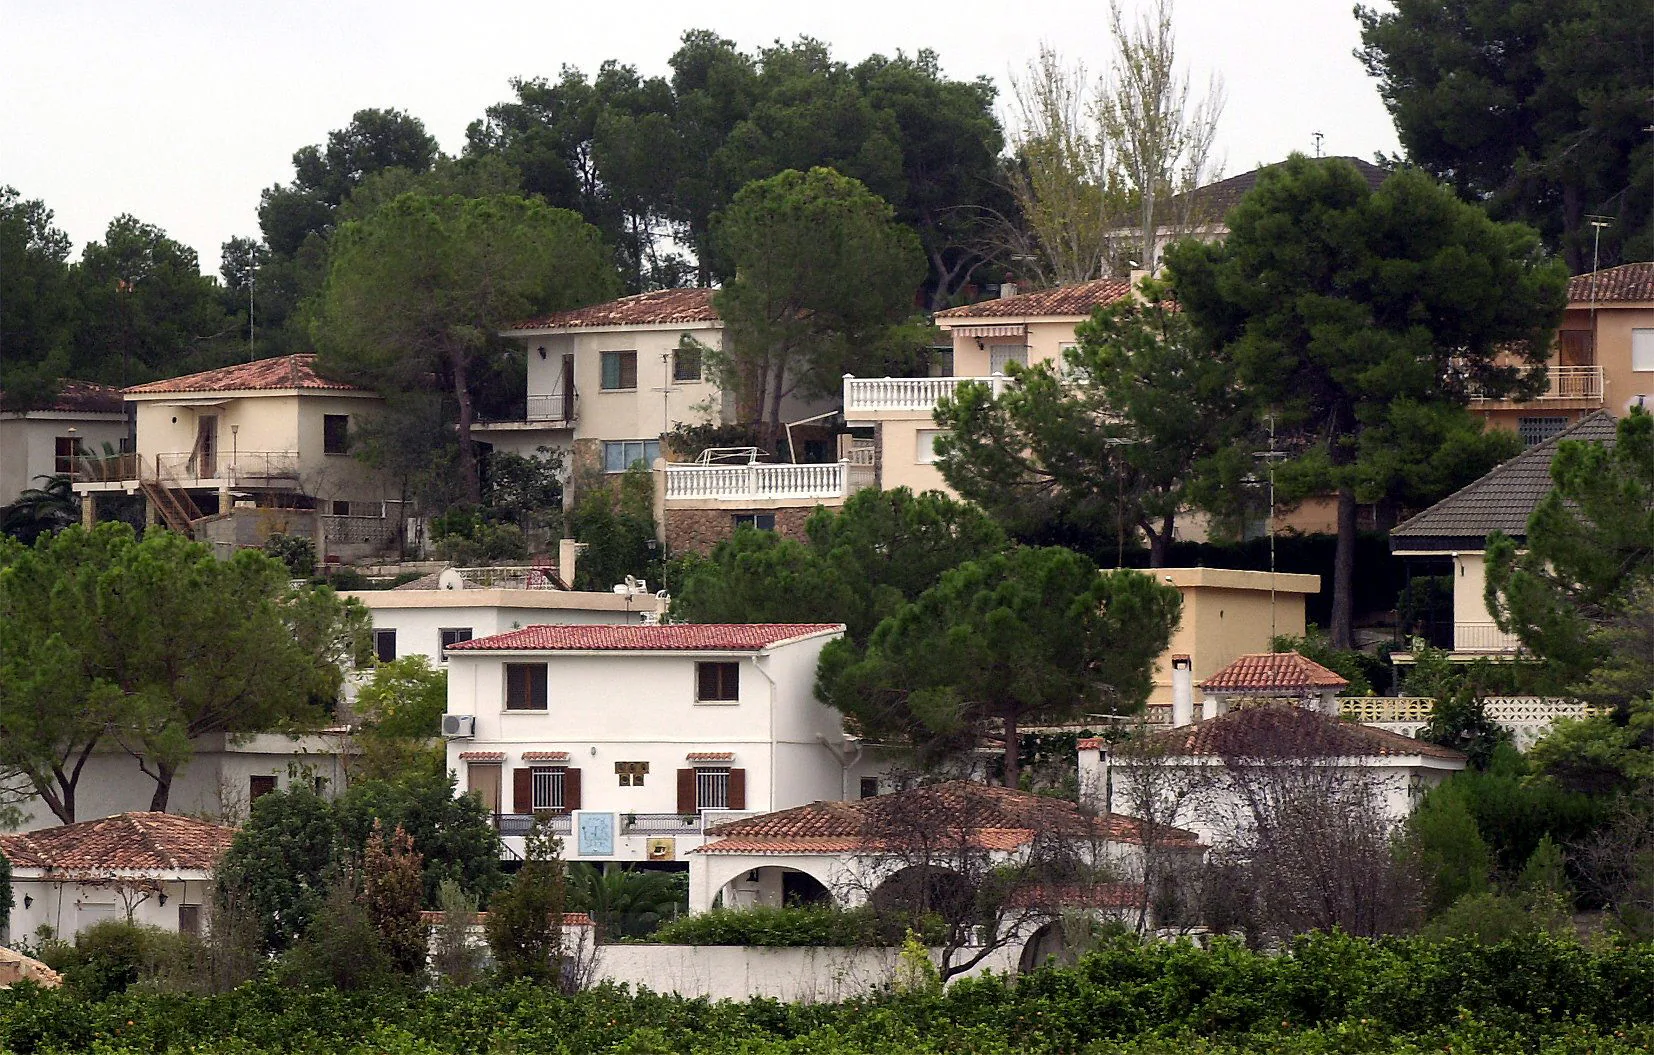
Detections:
[71, 355, 398, 561]
[1145, 568, 1320, 709]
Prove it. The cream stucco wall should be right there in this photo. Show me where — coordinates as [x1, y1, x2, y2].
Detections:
[1150, 569, 1317, 707]
[942, 317, 1082, 376]
[1590, 304, 1654, 413]
[0, 412, 127, 506]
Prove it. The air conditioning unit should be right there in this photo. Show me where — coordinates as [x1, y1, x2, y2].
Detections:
[441, 715, 475, 739]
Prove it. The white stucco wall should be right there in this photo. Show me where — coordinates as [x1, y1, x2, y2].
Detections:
[346, 591, 662, 665]
[4, 875, 214, 944]
[0, 413, 128, 506]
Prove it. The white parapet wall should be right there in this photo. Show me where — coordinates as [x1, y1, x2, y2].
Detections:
[663, 461, 849, 502]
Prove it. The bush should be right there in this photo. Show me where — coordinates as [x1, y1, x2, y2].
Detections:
[263, 532, 316, 577]
[278, 874, 398, 992]
[648, 904, 945, 947]
[41, 919, 176, 1000]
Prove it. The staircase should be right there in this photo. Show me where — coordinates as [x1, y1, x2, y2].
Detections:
[139, 479, 205, 535]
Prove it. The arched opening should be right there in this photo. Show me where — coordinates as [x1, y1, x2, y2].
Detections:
[1018, 920, 1073, 973]
[715, 865, 838, 910]
[870, 865, 973, 924]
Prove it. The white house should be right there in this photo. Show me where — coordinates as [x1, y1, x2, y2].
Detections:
[1079, 652, 1467, 846]
[0, 813, 234, 943]
[441, 623, 886, 865]
[0, 380, 128, 508]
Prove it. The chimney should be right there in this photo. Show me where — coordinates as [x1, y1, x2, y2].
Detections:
[1128, 268, 1149, 303]
[1170, 654, 1194, 727]
[999, 272, 1018, 299]
[1201, 693, 1222, 722]
[557, 537, 581, 589]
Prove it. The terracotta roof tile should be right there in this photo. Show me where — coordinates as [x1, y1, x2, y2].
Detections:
[1007, 882, 1145, 910]
[508, 289, 719, 331]
[124, 355, 363, 396]
[420, 910, 594, 926]
[935, 279, 1133, 320]
[0, 379, 124, 414]
[458, 751, 505, 762]
[1145, 705, 1467, 762]
[0, 813, 234, 872]
[1567, 262, 1654, 304]
[696, 780, 1198, 855]
[686, 751, 734, 762]
[447, 624, 843, 653]
[521, 751, 569, 761]
[1200, 652, 1349, 693]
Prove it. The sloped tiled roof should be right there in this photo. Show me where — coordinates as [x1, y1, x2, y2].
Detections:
[124, 355, 362, 396]
[446, 623, 843, 653]
[0, 813, 234, 872]
[0, 379, 124, 414]
[934, 278, 1134, 320]
[1567, 262, 1654, 304]
[508, 289, 719, 331]
[1391, 411, 1619, 547]
[1200, 651, 1349, 693]
[697, 780, 1199, 855]
[1169, 157, 1389, 223]
[1145, 706, 1466, 762]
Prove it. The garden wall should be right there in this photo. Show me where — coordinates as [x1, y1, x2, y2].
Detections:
[592, 943, 1019, 1001]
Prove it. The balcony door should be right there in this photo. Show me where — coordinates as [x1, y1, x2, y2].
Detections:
[467, 763, 501, 817]
[194, 415, 218, 479]
[988, 344, 1027, 375]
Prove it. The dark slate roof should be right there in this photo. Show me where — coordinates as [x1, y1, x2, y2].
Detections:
[1170, 157, 1389, 223]
[1390, 411, 1619, 549]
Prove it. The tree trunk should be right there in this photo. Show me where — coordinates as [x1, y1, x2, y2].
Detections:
[1147, 513, 1176, 567]
[1002, 707, 1020, 790]
[148, 759, 176, 813]
[450, 351, 483, 505]
[1331, 487, 1358, 649]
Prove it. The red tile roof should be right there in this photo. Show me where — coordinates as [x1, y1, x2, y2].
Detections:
[1007, 882, 1145, 910]
[0, 379, 124, 414]
[1568, 262, 1654, 304]
[1145, 705, 1466, 762]
[508, 289, 719, 331]
[686, 751, 734, 762]
[0, 813, 234, 872]
[697, 780, 1198, 855]
[123, 355, 364, 396]
[521, 751, 570, 761]
[1199, 652, 1349, 693]
[458, 750, 505, 762]
[447, 623, 844, 653]
[934, 279, 1133, 320]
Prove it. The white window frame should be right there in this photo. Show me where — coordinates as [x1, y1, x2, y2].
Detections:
[604, 439, 660, 474]
[1633, 329, 1654, 372]
[531, 766, 565, 811]
[915, 429, 944, 464]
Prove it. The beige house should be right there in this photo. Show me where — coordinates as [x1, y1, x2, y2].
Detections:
[70, 354, 398, 561]
[0, 380, 128, 508]
[1469, 262, 1654, 443]
[1148, 569, 1319, 709]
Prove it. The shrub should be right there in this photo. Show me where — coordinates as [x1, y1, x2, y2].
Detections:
[484, 820, 566, 983]
[263, 532, 317, 577]
[44, 919, 176, 1000]
[430, 879, 483, 986]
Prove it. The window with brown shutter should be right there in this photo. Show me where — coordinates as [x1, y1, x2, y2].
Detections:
[505, 663, 548, 710]
[696, 661, 739, 702]
[726, 768, 746, 810]
[562, 767, 582, 812]
[249, 775, 277, 802]
[677, 768, 695, 813]
[178, 904, 201, 936]
[513, 768, 533, 813]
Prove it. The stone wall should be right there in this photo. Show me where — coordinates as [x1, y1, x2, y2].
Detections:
[0, 947, 62, 989]
[663, 506, 817, 556]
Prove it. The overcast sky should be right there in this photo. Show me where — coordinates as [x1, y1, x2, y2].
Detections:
[3, 0, 1400, 275]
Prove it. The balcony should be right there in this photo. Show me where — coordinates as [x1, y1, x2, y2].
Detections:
[72, 451, 300, 490]
[663, 460, 851, 503]
[843, 375, 1012, 416]
[1453, 621, 1524, 653]
[494, 810, 762, 837]
[1470, 365, 1603, 404]
[525, 389, 576, 426]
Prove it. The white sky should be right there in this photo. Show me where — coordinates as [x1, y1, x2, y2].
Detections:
[2, 0, 1400, 276]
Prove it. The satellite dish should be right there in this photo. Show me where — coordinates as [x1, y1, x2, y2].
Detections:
[437, 568, 465, 591]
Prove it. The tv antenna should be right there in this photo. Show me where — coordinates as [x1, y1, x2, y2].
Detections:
[1311, 131, 1324, 158]
[1253, 414, 1288, 648]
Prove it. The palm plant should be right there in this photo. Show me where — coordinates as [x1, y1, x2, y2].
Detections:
[1, 474, 78, 543]
[564, 863, 686, 940]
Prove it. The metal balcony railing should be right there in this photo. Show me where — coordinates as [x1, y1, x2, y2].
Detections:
[526, 389, 576, 425]
[1470, 365, 1603, 403]
[843, 374, 1012, 414]
[664, 461, 849, 502]
[1454, 621, 1524, 653]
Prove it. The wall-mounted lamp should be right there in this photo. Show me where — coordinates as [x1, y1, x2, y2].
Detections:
[589, 746, 598, 756]
[538, 346, 548, 360]
[22, 895, 32, 909]
[158, 893, 169, 906]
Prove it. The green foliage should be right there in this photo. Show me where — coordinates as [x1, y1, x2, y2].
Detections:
[217, 786, 341, 953]
[711, 167, 928, 436]
[484, 819, 566, 984]
[0, 187, 78, 404]
[670, 487, 1005, 646]
[334, 772, 504, 908]
[262, 532, 317, 577]
[820, 549, 1180, 783]
[360, 823, 427, 977]
[430, 879, 483, 986]
[1421, 891, 1574, 945]
[648, 904, 944, 948]
[1167, 155, 1567, 645]
[1357, 0, 1654, 268]
[569, 467, 660, 592]
[1405, 789, 1494, 913]
[935, 280, 1252, 564]
[0, 475, 79, 545]
[1421, 686, 1515, 771]
[41, 920, 185, 1002]
[482, 448, 564, 536]
[565, 864, 685, 940]
[430, 518, 528, 567]
[278, 873, 398, 992]
[351, 657, 446, 781]
[893, 929, 943, 995]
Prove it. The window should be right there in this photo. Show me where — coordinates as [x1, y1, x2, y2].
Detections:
[600, 350, 638, 390]
[439, 627, 473, 659]
[374, 629, 397, 663]
[331, 500, 351, 516]
[249, 775, 277, 802]
[731, 512, 775, 532]
[604, 439, 660, 473]
[178, 904, 202, 936]
[672, 346, 702, 382]
[697, 661, 740, 702]
[695, 767, 730, 810]
[323, 414, 350, 455]
[915, 429, 944, 464]
[859, 777, 881, 799]
[1518, 416, 1568, 446]
[616, 761, 649, 787]
[1635, 329, 1654, 372]
[802, 439, 829, 464]
[988, 344, 1028, 374]
[505, 662, 549, 710]
[531, 766, 565, 811]
[54, 436, 83, 475]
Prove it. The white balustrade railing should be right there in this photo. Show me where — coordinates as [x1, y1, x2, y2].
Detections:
[1454, 621, 1524, 653]
[843, 374, 1011, 414]
[1470, 365, 1603, 403]
[664, 461, 849, 502]
[526, 390, 576, 423]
